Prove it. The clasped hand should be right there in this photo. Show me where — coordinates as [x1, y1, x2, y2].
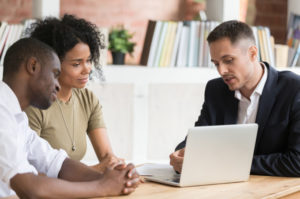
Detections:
[92, 154, 142, 195]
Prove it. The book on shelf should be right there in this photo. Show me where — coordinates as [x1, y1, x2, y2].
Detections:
[176, 24, 189, 67]
[201, 22, 210, 67]
[0, 22, 10, 57]
[250, 26, 276, 67]
[140, 20, 275, 68]
[274, 44, 288, 68]
[0, 24, 19, 66]
[140, 20, 157, 66]
[0, 19, 108, 67]
[153, 22, 168, 67]
[264, 27, 275, 66]
[163, 22, 177, 67]
[286, 13, 300, 67]
[187, 21, 197, 67]
[289, 43, 300, 67]
[0, 19, 36, 66]
[198, 22, 205, 67]
[145, 21, 162, 67]
[159, 21, 173, 67]
[287, 13, 300, 48]
[170, 21, 183, 67]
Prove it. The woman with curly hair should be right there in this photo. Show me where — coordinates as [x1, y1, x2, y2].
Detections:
[25, 14, 123, 172]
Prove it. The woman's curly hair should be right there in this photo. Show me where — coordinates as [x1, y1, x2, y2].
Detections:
[27, 14, 105, 78]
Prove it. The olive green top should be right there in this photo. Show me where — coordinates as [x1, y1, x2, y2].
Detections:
[25, 88, 106, 160]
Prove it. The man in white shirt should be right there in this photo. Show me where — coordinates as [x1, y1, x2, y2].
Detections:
[170, 20, 300, 177]
[0, 38, 140, 198]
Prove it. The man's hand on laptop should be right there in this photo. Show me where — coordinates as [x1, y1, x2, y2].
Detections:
[169, 148, 185, 173]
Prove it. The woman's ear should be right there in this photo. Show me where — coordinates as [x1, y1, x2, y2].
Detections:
[26, 57, 41, 75]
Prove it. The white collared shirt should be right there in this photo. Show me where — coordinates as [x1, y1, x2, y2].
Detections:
[235, 63, 268, 124]
[0, 81, 68, 197]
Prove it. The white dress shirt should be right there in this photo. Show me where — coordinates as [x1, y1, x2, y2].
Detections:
[235, 63, 268, 124]
[0, 81, 68, 197]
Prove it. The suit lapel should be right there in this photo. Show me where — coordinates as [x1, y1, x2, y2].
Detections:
[224, 87, 239, 124]
[254, 63, 278, 153]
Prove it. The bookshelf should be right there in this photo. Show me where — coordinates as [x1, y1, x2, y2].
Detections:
[288, 0, 300, 21]
[284, 0, 300, 67]
[140, 19, 276, 68]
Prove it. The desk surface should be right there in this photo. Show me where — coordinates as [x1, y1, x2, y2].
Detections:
[102, 175, 300, 199]
[4, 175, 300, 199]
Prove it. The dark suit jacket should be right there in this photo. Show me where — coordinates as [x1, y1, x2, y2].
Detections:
[176, 62, 300, 176]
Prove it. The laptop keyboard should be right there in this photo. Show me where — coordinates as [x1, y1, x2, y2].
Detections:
[166, 174, 180, 183]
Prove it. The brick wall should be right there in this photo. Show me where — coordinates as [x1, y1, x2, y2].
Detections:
[0, 0, 288, 63]
[254, 0, 287, 44]
[60, 0, 205, 64]
[0, 0, 205, 65]
[0, 0, 32, 23]
[60, 0, 187, 64]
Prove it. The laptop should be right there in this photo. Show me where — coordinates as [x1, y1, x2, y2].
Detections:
[144, 124, 258, 187]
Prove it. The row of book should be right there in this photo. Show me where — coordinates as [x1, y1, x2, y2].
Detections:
[1, 19, 278, 68]
[287, 13, 300, 67]
[140, 20, 276, 67]
[0, 20, 36, 66]
[0, 20, 110, 69]
[253, 26, 275, 67]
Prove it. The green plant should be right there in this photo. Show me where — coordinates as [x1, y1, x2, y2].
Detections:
[108, 26, 136, 55]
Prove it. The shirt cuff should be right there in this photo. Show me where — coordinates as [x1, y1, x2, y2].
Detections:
[4, 163, 38, 189]
[45, 149, 68, 178]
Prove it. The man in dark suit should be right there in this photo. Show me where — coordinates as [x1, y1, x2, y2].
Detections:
[170, 20, 300, 177]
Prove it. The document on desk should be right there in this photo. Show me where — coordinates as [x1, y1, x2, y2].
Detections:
[136, 163, 176, 177]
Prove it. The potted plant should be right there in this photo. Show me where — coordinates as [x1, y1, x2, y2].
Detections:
[109, 26, 136, 65]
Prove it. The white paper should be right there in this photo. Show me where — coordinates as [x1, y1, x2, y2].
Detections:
[136, 163, 177, 177]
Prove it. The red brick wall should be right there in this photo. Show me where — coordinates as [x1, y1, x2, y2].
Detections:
[254, 0, 287, 44]
[0, 0, 32, 23]
[0, 0, 206, 64]
[60, 0, 206, 64]
[0, 0, 290, 62]
[60, 0, 190, 64]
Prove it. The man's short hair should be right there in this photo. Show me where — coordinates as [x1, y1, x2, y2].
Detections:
[3, 37, 55, 77]
[207, 20, 255, 45]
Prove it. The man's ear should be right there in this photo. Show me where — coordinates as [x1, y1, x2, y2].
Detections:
[26, 57, 41, 75]
[249, 45, 258, 62]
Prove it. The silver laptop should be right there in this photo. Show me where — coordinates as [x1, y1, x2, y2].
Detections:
[145, 124, 258, 187]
